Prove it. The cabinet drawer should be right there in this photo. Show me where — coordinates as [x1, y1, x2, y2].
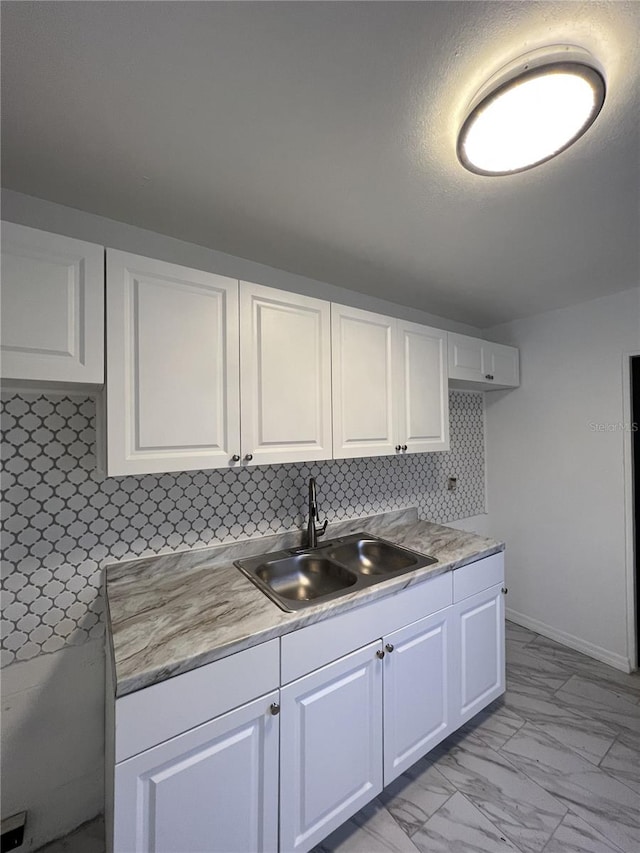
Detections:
[115, 638, 279, 762]
[281, 572, 452, 684]
[453, 553, 504, 603]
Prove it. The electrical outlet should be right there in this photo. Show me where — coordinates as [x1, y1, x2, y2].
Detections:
[1, 812, 26, 852]
[447, 476, 457, 491]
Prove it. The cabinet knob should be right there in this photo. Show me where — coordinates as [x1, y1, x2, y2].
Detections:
[385, 643, 394, 653]
[231, 454, 240, 462]
[270, 702, 280, 715]
[244, 453, 254, 462]
[501, 587, 508, 595]
[376, 649, 385, 659]
[401, 445, 408, 452]
[395, 445, 401, 452]
[485, 374, 494, 380]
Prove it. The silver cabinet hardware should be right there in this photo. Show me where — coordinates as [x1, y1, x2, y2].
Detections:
[270, 702, 280, 715]
[401, 445, 408, 452]
[501, 587, 508, 595]
[231, 455, 240, 462]
[376, 649, 385, 659]
[385, 643, 394, 653]
[485, 374, 494, 380]
[395, 445, 401, 452]
[244, 454, 253, 462]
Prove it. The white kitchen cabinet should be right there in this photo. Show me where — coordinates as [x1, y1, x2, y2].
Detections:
[107, 554, 505, 853]
[280, 641, 384, 853]
[395, 320, 449, 452]
[114, 690, 280, 853]
[451, 553, 506, 728]
[448, 332, 519, 390]
[1, 221, 104, 384]
[382, 608, 452, 784]
[331, 304, 396, 458]
[106, 254, 334, 475]
[331, 305, 449, 458]
[240, 282, 332, 465]
[106, 250, 240, 475]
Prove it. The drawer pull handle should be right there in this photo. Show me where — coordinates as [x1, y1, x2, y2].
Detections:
[385, 643, 394, 653]
[501, 587, 508, 595]
[376, 649, 385, 660]
[270, 702, 280, 715]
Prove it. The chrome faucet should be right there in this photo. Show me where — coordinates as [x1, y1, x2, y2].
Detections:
[307, 477, 328, 548]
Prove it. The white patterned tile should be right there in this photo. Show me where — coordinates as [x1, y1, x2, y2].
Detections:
[0, 391, 485, 665]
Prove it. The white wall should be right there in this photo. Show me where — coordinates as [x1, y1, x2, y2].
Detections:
[0, 189, 479, 336]
[0, 639, 105, 850]
[483, 287, 640, 671]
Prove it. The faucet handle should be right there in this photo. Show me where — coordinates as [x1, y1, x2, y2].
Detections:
[317, 519, 328, 538]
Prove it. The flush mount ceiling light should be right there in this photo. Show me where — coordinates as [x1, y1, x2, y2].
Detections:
[458, 46, 606, 176]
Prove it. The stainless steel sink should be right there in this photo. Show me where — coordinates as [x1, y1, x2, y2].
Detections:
[326, 538, 426, 575]
[255, 554, 357, 603]
[236, 532, 437, 612]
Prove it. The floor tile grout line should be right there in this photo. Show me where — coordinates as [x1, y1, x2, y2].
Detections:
[596, 734, 640, 798]
[563, 806, 629, 853]
[495, 720, 640, 852]
[375, 800, 423, 853]
[404, 788, 458, 841]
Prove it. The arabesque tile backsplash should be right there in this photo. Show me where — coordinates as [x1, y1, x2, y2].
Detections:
[0, 390, 484, 666]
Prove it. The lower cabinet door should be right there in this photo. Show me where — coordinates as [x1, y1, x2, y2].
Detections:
[451, 583, 505, 728]
[280, 641, 383, 853]
[383, 609, 451, 785]
[113, 691, 279, 853]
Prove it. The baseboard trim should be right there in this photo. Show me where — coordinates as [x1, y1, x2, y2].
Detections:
[506, 607, 632, 674]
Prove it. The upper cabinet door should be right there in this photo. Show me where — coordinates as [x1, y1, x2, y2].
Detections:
[106, 250, 240, 476]
[331, 304, 396, 458]
[240, 283, 332, 465]
[1, 222, 104, 384]
[395, 321, 449, 453]
[484, 341, 520, 387]
[449, 332, 519, 390]
[447, 332, 484, 383]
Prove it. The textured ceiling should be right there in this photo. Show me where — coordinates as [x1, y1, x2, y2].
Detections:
[2, 1, 639, 327]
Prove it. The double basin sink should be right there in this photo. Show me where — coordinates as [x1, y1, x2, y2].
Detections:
[235, 532, 437, 612]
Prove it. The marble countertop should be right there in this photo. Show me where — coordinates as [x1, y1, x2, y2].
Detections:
[105, 508, 504, 697]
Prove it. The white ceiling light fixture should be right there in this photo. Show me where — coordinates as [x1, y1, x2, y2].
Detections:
[458, 46, 606, 176]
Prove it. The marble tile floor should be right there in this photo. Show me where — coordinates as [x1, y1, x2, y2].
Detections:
[37, 621, 640, 853]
